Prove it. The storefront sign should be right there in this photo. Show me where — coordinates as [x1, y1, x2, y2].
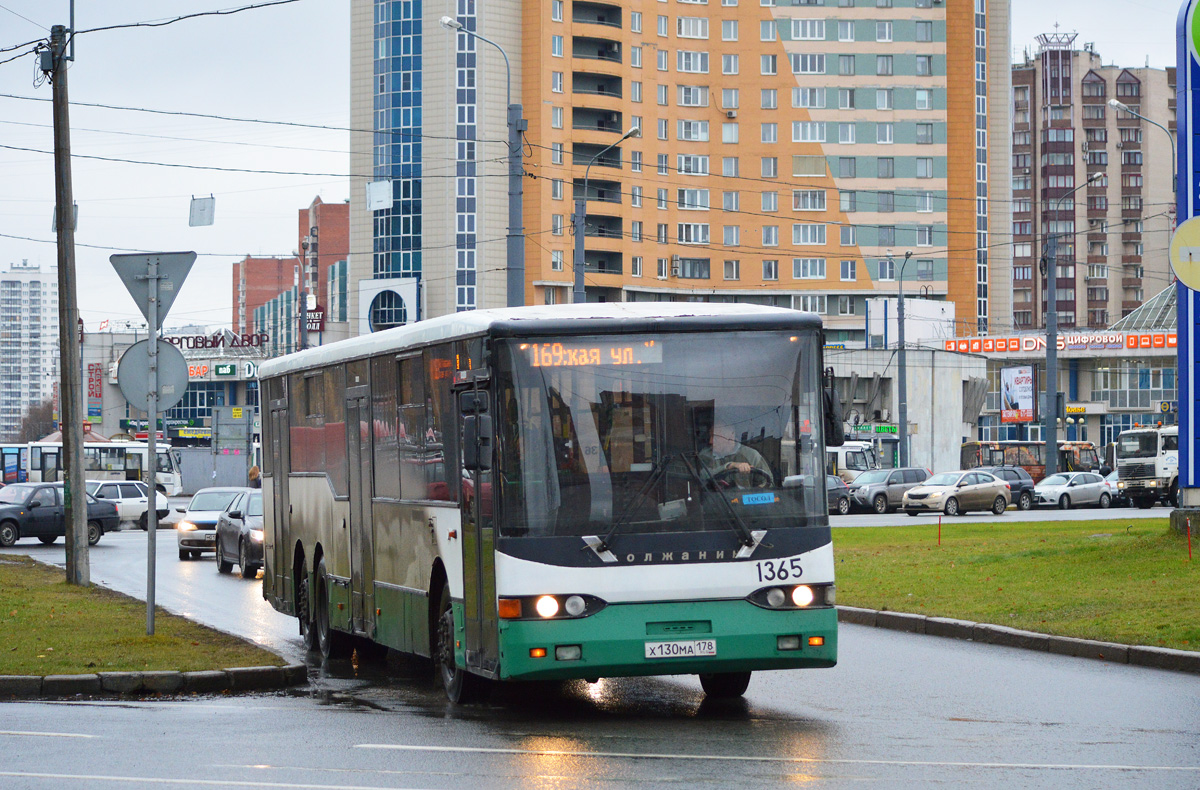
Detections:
[947, 332, 1177, 355]
[306, 308, 325, 333]
[215, 363, 237, 377]
[165, 332, 269, 350]
[87, 363, 103, 417]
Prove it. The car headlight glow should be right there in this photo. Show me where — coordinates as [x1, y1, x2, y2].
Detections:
[177, 521, 197, 531]
[535, 595, 560, 618]
[249, 529, 264, 542]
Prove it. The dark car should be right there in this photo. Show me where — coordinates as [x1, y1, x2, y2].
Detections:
[215, 489, 264, 579]
[1105, 470, 1129, 508]
[827, 475, 851, 515]
[976, 465, 1035, 511]
[0, 482, 118, 547]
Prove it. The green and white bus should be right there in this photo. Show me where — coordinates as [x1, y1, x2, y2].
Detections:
[259, 304, 841, 702]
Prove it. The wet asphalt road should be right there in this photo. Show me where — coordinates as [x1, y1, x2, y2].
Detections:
[2, 524, 1199, 788]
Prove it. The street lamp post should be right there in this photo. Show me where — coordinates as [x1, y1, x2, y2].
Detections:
[440, 16, 526, 308]
[298, 240, 309, 352]
[1108, 98, 1177, 195]
[1042, 171, 1101, 477]
[573, 126, 641, 304]
[895, 249, 914, 468]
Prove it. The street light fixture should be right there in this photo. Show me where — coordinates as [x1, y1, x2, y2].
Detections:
[573, 126, 641, 304]
[1042, 170, 1102, 477]
[440, 16, 527, 308]
[1108, 98, 1176, 194]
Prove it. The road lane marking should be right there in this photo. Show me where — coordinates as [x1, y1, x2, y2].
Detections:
[0, 773, 429, 790]
[354, 744, 1200, 773]
[0, 730, 97, 739]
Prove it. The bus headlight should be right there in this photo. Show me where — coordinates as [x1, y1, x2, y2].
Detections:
[792, 585, 815, 607]
[497, 594, 607, 620]
[535, 595, 560, 618]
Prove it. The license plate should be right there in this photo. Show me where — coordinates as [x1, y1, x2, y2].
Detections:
[644, 639, 717, 659]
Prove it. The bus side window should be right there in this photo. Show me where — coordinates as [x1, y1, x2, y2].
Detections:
[846, 451, 864, 471]
[425, 345, 459, 502]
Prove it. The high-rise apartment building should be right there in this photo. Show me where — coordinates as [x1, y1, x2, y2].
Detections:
[351, 0, 1011, 341]
[233, 255, 297, 336]
[0, 261, 58, 439]
[1011, 34, 1176, 331]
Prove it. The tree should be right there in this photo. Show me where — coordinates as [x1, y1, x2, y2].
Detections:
[15, 399, 56, 443]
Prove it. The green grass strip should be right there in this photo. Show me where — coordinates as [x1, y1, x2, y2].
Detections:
[832, 518, 1199, 652]
[0, 555, 284, 675]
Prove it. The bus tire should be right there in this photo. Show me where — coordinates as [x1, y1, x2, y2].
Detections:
[315, 557, 353, 660]
[872, 494, 889, 515]
[699, 671, 752, 698]
[434, 584, 488, 704]
[943, 497, 960, 517]
[0, 521, 18, 547]
[297, 561, 318, 652]
[1058, 495, 1071, 511]
[1098, 492, 1111, 509]
[1018, 491, 1033, 511]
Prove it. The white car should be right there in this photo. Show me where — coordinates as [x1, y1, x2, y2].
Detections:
[85, 480, 169, 530]
[175, 487, 246, 560]
[1035, 472, 1112, 510]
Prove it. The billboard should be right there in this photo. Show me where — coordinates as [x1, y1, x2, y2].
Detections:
[1000, 366, 1036, 424]
[87, 362, 103, 418]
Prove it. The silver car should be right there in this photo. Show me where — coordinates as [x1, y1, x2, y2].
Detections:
[848, 467, 930, 514]
[1035, 472, 1111, 510]
[176, 487, 247, 560]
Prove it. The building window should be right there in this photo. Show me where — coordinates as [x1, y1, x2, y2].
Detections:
[876, 21, 892, 42]
[838, 295, 856, 315]
[722, 54, 739, 74]
[793, 189, 826, 211]
[876, 89, 893, 111]
[916, 55, 933, 76]
[761, 157, 777, 177]
[916, 123, 934, 144]
[876, 55, 892, 76]
[761, 54, 777, 75]
[551, 0, 563, 21]
[551, 250, 563, 271]
[761, 88, 777, 109]
[793, 257, 826, 279]
[762, 191, 778, 212]
[632, 256, 643, 277]
[878, 258, 895, 281]
[841, 259, 857, 281]
[551, 215, 563, 235]
[793, 224, 826, 246]
[876, 122, 894, 144]
[551, 72, 563, 92]
[840, 191, 857, 213]
[916, 89, 932, 110]
[724, 260, 740, 280]
[839, 55, 856, 76]
[762, 260, 778, 280]
[722, 20, 738, 40]
[762, 226, 779, 246]
[723, 123, 739, 143]
[839, 88, 855, 109]
[723, 191, 740, 211]
[916, 158, 934, 178]
[551, 35, 563, 57]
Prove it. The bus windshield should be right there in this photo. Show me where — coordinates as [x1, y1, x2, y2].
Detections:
[496, 331, 826, 539]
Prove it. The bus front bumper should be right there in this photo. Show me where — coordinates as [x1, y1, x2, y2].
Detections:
[495, 599, 837, 681]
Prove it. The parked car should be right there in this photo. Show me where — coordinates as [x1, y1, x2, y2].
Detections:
[848, 467, 931, 514]
[827, 475, 851, 515]
[975, 466, 1036, 511]
[215, 489, 264, 579]
[85, 480, 169, 530]
[903, 470, 1010, 516]
[176, 487, 246, 560]
[1035, 472, 1111, 510]
[1105, 470, 1129, 508]
[0, 482, 118, 547]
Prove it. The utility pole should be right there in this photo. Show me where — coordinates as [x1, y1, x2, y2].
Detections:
[297, 244, 308, 352]
[896, 250, 913, 469]
[47, 25, 87, 585]
[1042, 235, 1060, 479]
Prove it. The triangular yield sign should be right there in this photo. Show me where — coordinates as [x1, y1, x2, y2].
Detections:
[109, 252, 197, 330]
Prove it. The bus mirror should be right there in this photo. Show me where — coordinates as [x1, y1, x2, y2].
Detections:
[462, 414, 493, 471]
[460, 391, 490, 415]
[824, 386, 845, 447]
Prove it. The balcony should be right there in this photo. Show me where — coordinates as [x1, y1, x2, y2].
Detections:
[583, 250, 623, 276]
[1121, 231, 1141, 243]
[582, 214, 624, 240]
[573, 179, 623, 205]
[572, 36, 621, 65]
[1123, 277, 1143, 289]
[572, 142, 624, 169]
[1122, 254, 1142, 265]
[572, 107, 625, 136]
[572, 72, 622, 100]
[572, 1, 622, 29]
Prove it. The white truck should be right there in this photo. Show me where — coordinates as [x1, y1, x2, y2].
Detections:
[1115, 425, 1179, 509]
[826, 440, 881, 484]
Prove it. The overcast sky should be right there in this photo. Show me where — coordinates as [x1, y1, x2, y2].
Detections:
[0, 0, 1180, 332]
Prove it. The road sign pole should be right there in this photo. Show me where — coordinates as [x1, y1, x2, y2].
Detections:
[146, 258, 159, 635]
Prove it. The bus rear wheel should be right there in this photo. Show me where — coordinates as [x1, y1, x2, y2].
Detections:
[699, 671, 752, 698]
[315, 557, 353, 660]
[434, 585, 488, 704]
[297, 563, 317, 652]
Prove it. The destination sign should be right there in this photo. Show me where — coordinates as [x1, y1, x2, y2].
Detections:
[521, 340, 664, 367]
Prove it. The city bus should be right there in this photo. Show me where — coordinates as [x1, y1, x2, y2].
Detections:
[259, 304, 841, 703]
[960, 440, 1103, 482]
[27, 440, 183, 495]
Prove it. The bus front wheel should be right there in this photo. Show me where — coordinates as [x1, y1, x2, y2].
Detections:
[699, 671, 752, 698]
[435, 585, 488, 704]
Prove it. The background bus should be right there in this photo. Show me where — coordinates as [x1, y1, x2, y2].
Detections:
[0, 443, 28, 484]
[960, 440, 1103, 482]
[260, 304, 840, 703]
[27, 441, 183, 495]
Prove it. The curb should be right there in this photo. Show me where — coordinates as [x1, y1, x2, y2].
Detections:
[837, 606, 1200, 674]
[0, 664, 308, 701]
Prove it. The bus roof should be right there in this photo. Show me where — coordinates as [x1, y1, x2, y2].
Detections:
[258, 303, 822, 380]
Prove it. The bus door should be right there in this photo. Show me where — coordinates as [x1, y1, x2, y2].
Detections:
[268, 395, 292, 608]
[345, 385, 375, 637]
[40, 449, 60, 482]
[459, 383, 498, 677]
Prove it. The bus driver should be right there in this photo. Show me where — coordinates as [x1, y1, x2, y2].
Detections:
[700, 419, 774, 488]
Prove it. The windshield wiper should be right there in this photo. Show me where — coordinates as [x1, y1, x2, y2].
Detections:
[583, 454, 675, 562]
[678, 453, 767, 558]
